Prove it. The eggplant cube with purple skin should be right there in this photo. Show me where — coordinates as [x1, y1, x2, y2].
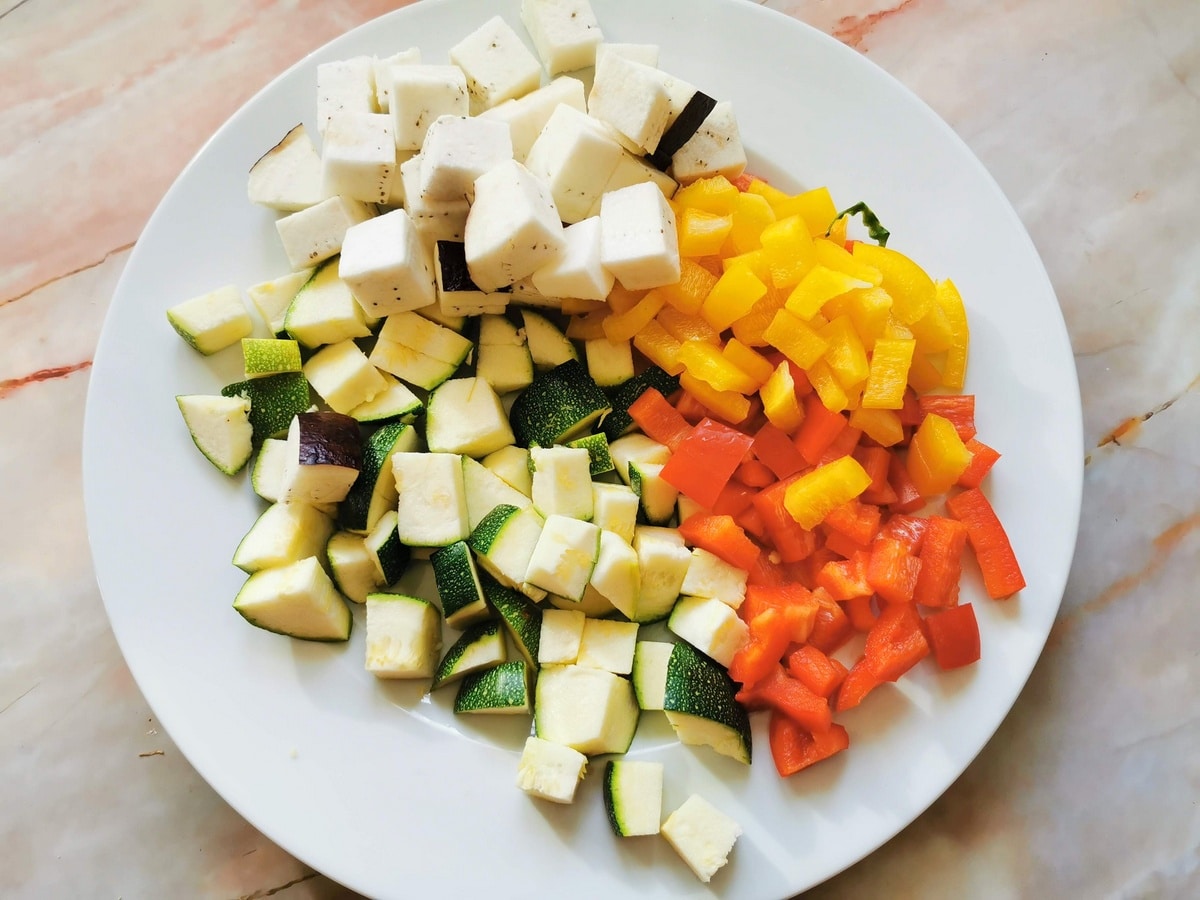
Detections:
[279, 412, 363, 506]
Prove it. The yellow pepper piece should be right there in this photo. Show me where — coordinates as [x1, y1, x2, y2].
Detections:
[632, 319, 684, 375]
[746, 178, 792, 211]
[907, 301, 955, 355]
[883, 317, 914, 341]
[606, 284, 646, 315]
[565, 310, 609, 341]
[678, 207, 734, 258]
[851, 243, 936, 324]
[660, 259, 718, 315]
[760, 361, 805, 432]
[673, 175, 739, 215]
[825, 214, 848, 247]
[936, 278, 970, 390]
[678, 372, 752, 424]
[730, 286, 787, 347]
[807, 360, 850, 412]
[827, 287, 893, 348]
[775, 187, 838, 237]
[762, 309, 829, 370]
[848, 407, 904, 447]
[784, 455, 872, 530]
[813, 239, 883, 286]
[907, 413, 972, 497]
[701, 263, 768, 332]
[861, 337, 915, 409]
[561, 298, 608, 315]
[785, 266, 872, 320]
[820, 315, 870, 389]
[603, 289, 666, 341]
[907, 351, 944, 393]
[722, 248, 773, 285]
[679, 342, 760, 394]
[657, 306, 721, 345]
[723, 191, 776, 256]
[759, 215, 817, 289]
[722, 339, 775, 386]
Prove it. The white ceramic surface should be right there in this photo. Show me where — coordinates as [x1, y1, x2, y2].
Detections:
[77, 1, 1083, 898]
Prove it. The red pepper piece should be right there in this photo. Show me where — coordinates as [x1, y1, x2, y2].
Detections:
[734, 504, 770, 542]
[674, 389, 710, 424]
[887, 452, 925, 513]
[924, 603, 982, 669]
[678, 513, 762, 571]
[912, 516, 969, 607]
[752, 421, 807, 480]
[807, 589, 853, 654]
[751, 475, 819, 563]
[711, 481, 757, 517]
[793, 393, 848, 465]
[918, 394, 977, 442]
[816, 425, 864, 466]
[769, 713, 850, 777]
[660, 417, 755, 509]
[785, 645, 849, 698]
[855, 445, 896, 505]
[877, 513, 929, 554]
[866, 537, 922, 605]
[728, 608, 793, 687]
[957, 438, 1001, 488]
[824, 499, 882, 547]
[734, 458, 776, 488]
[835, 604, 930, 711]
[628, 387, 692, 450]
[946, 488, 1026, 599]
[822, 528, 871, 560]
[898, 387, 924, 426]
[815, 551, 872, 601]
[736, 664, 833, 734]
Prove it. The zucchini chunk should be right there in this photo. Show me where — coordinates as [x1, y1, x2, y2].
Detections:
[233, 556, 351, 641]
[603, 759, 664, 836]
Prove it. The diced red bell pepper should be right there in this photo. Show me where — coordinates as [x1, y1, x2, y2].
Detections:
[887, 453, 925, 513]
[816, 425, 863, 466]
[822, 528, 871, 560]
[752, 474, 819, 563]
[946, 488, 1025, 599]
[674, 389, 710, 424]
[752, 422, 807, 480]
[712, 481, 757, 517]
[807, 589, 853, 654]
[769, 713, 850, 777]
[736, 664, 833, 734]
[746, 551, 787, 586]
[918, 394, 977, 442]
[866, 537, 922, 605]
[957, 438, 1001, 488]
[728, 608, 793, 687]
[835, 659, 880, 712]
[835, 604, 929, 711]
[912, 516, 969, 607]
[739, 583, 817, 634]
[815, 551, 872, 601]
[924, 603, 982, 669]
[628, 387, 692, 450]
[734, 504, 770, 542]
[898, 387, 924, 426]
[678, 513, 761, 571]
[842, 594, 878, 632]
[734, 458, 776, 488]
[877, 513, 928, 554]
[731, 172, 757, 192]
[824, 499, 882, 547]
[855, 445, 896, 505]
[785, 645, 848, 698]
[661, 417, 755, 509]
[793, 393, 848, 465]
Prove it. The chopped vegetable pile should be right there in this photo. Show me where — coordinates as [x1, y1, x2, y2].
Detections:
[166, 0, 1023, 885]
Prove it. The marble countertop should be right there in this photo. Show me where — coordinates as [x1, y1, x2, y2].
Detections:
[3, 0, 1197, 897]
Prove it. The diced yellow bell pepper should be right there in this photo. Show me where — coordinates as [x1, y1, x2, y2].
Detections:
[907, 413, 972, 497]
[723, 191, 776, 256]
[936, 278, 970, 390]
[807, 360, 850, 413]
[785, 266, 871, 320]
[906, 350, 944, 393]
[813, 239, 883, 286]
[784, 455, 872, 530]
[820, 315, 870, 389]
[603, 289, 666, 341]
[701, 263, 768, 332]
[659, 259, 718, 315]
[565, 310, 609, 341]
[722, 249, 773, 284]
[883, 317, 914, 341]
[759, 215, 817, 289]
[907, 301, 955, 355]
[657, 306, 722, 345]
[762, 308, 829, 370]
[607, 284, 646, 315]
[678, 372, 752, 424]
[826, 214, 848, 247]
[721, 339, 775, 386]
[775, 187, 838, 237]
[632, 319, 684, 375]
[760, 361, 806, 432]
[746, 178, 792, 212]
[561, 298, 608, 315]
[848, 407, 904, 447]
[825, 287, 893, 348]
[679, 342, 760, 394]
[860, 337, 915, 409]
[730, 287, 787, 347]
[678, 207, 734, 258]
[851, 242, 935, 324]
[673, 175, 739, 216]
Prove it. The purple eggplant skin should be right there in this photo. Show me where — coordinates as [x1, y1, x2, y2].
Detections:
[296, 411, 363, 471]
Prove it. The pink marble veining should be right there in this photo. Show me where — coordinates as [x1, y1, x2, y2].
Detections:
[1, 0, 1198, 898]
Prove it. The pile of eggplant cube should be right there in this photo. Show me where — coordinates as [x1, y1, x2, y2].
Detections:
[168, 0, 756, 883]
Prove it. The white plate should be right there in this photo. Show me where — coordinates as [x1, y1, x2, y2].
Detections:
[83, 1, 1083, 897]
